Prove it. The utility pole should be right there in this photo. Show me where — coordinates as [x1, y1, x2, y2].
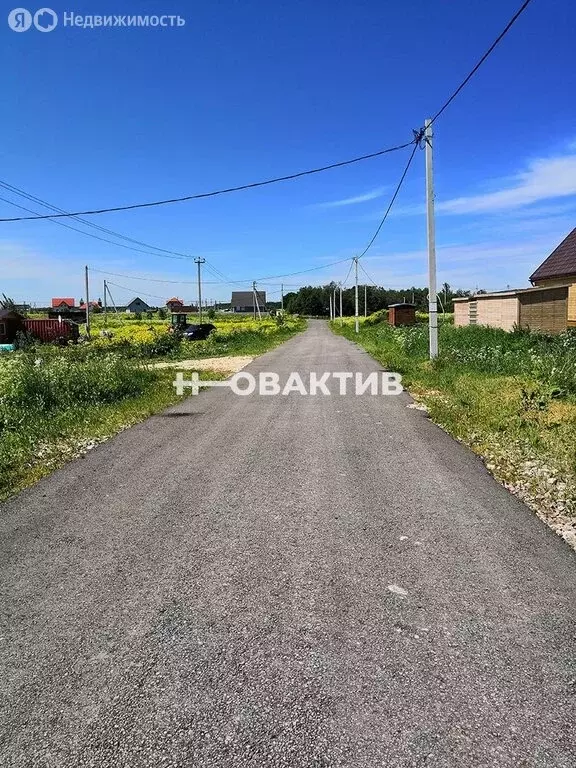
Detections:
[329, 292, 333, 321]
[354, 257, 359, 334]
[364, 284, 367, 318]
[339, 283, 343, 327]
[195, 257, 205, 323]
[425, 118, 438, 359]
[84, 265, 90, 338]
[281, 283, 284, 312]
[103, 279, 107, 326]
[253, 281, 262, 320]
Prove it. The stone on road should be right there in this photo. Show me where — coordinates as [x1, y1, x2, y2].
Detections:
[1, 320, 575, 767]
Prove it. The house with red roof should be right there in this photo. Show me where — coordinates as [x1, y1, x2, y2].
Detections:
[51, 298, 75, 310]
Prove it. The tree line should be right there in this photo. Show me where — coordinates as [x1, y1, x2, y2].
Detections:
[283, 283, 475, 316]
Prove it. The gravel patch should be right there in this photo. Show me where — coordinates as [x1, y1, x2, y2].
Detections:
[151, 356, 253, 374]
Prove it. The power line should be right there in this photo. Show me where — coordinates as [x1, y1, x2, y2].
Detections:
[340, 259, 355, 288]
[0, 195, 191, 261]
[89, 267, 238, 285]
[0, 180, 194, 259]
[430, 0, 534, 124]
[104, 281, 168, 302]
[0, 0, 535, 228]
[255, 257, 352, 282]
[358, 260, 379, 287]
[0, 141, 414, 222]
[356, 140, 420, 260]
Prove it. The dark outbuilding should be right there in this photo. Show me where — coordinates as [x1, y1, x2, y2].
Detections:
[0, 310, 24, 344]
[388, 303, 416, 326]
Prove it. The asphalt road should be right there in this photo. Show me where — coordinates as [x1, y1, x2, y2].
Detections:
[1, 320, 575, 767]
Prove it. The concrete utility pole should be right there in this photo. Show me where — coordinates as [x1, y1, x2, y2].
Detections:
[253, 281, 262, 320]
[329, 292, 333, 321]
[84, 265, 90, 338]
[281, 283, 284, 312]
[339, 283, 343, 327]
[195, 257, 205, 323]
[103, 280, 107, 326]
[354, 257, 359, 334]
[425, 118, 438, 359]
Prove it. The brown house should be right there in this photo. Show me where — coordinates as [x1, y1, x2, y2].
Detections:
[529, 228, 576, 287]
[0, 310, 24, 344]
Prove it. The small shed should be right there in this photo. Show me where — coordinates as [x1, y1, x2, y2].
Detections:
[0, 310, 24, 344]
[388, 303, 416, 326]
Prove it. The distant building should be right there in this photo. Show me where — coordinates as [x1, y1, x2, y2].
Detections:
[166, 297, 197, 312]
[126, 297, 151, 314]
[52, 297, 75, 310]
[231, 290, 266, 313]
[530, 227, 576, 288]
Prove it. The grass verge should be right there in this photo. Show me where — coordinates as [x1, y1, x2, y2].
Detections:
[0, 317, 308, 501]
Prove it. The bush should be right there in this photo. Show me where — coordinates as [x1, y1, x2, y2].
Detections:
[364, 309, 388, 326]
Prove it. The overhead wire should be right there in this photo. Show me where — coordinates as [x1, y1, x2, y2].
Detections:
[0, 195, 192, 261]
[0, 141, 415, 222]
[429, 0, 534, 124]
[0, 180, 195, 259]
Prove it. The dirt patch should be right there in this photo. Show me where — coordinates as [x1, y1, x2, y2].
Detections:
[152, 356, 253, 374]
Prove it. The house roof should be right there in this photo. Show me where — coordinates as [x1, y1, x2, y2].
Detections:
[51, 297, 75, 308]
[127, 297, 149, 305]
[231, 291, 266, 305]
[0, 309, 23, 320]
[529, 227, 576, 283]
[167, 297, 184, 305]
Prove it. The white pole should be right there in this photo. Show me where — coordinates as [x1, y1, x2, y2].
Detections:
[339, 283, 343, 326]
[329, 292, 333, 321]
[84, 265, 90, 338]
[425, 118, 438, 359]
[354, 257, 359, 334]
[195, 257, 205, 323]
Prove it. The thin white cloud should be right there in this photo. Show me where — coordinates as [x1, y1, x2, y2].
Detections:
[438, 149, 576, 215]
[314, 186, 388, 209]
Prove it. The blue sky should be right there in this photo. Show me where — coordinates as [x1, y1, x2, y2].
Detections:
[2, 0, 576, 305]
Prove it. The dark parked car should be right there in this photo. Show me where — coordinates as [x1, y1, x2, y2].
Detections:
[181, 323, 216, 341]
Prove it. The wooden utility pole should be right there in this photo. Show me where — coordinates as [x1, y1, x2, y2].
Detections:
[281, 283, 284, 311]
[364, 284, 367, 317]
[425, 118, 438, 359]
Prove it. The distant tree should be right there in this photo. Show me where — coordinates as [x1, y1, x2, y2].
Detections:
[207, 307, 216, 319]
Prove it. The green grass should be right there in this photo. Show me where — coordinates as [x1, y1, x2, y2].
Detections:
[0, 316, 306, 501]
[332, 317, 576, 520]
[83, 313, 306, 360]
